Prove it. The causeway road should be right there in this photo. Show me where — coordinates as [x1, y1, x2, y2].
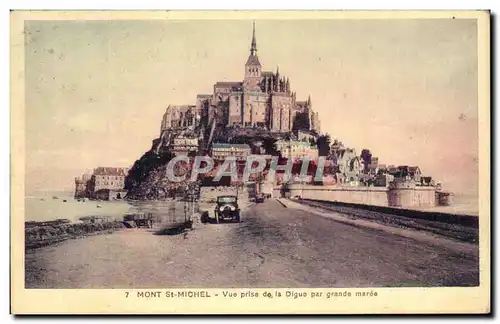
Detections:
[26, 199, 479, 288]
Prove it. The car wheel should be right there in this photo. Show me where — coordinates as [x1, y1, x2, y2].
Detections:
[201, 212, 209, 224]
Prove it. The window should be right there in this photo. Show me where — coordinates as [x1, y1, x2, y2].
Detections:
[217, 196, 237, 203]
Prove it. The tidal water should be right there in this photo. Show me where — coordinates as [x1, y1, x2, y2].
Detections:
[417, 192, 479, 216]
[23, 189, 480, 223]
[24, 190, 196, 223]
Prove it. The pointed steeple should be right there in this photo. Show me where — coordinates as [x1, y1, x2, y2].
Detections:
[276, 66, 280, 77]
[307, 95, 311, 106]
[245, 21, 261, 67]
[250, 21, 257, 56]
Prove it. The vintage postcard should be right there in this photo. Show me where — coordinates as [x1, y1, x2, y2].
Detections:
[10, 10, 490, 314]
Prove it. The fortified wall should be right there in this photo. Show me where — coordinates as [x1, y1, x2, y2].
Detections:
[284, 180, 437, 208]
[200, 186, 251, 203]
[387, 179, 436, 208]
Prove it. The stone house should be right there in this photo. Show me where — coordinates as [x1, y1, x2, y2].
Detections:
[170, 135, 199, 156]
[88, 167, 127, 199]
[295, 129, 318, 143]
[211, 143, 252, 161]
[275, 140, 319, 161]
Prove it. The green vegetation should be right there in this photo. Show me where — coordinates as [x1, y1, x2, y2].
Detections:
[316, 134, 331, 156]
[25, 220, 123, 249]
[292, 112, 310, 132]
[262, 137, 279, 156]
[125, 149, 175, 192]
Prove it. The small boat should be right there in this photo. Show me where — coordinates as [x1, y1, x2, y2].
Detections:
[62, 199, 67, 202]
[96, 204, 102, 208]
[52, 196, 59, 200]
[40, 198, 45, 201]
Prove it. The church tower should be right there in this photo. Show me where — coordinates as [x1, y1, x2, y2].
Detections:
[243, 22, 261, 91]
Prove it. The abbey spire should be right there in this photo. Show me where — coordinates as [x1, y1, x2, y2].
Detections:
[245, 21, 261, 67]
[244, 21, 262, 91]
[250, 21, 257, 56]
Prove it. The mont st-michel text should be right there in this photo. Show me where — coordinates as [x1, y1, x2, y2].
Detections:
[131, 290, 378, 299]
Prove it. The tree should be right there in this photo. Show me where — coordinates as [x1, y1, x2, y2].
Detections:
[316, 134, 331, 156]
[360, 149, 372, 165]
[230, 135, 251, 145]
[292, 112, 310, 132]
[262, 137, 279, 156]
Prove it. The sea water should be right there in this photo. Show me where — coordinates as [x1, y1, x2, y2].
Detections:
[416, 192, 479, 216]
[24, 191, 134, 222]
[24, 190, 195, 223]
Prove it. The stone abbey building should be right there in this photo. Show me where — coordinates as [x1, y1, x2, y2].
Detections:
[160, 22, 321, 134]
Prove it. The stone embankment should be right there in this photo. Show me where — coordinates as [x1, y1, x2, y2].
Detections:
[283, 198, 478, 244]
[25, 219, 124, 250]
[285, 183, 437, 209]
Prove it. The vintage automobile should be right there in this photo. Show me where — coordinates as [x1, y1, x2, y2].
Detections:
[214, 195, 240, 223]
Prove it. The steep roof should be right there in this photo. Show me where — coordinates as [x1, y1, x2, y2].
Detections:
[212, 143, 251, 150]
[168, 105, 192, 111]
[409, 166, 421, 173]
[297, 129, 317, 136]
[245, 55, 261, 66]
[93, 167, 127, 177]
[215, 81, 242, 88]
[275, 140, 316, 148]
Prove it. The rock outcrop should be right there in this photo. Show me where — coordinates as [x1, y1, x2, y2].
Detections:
[25, 219, 124, 250]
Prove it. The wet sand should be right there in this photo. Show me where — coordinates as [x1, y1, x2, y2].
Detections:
[25, 224, 243, 288]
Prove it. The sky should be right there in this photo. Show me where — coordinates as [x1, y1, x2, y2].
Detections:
[24, 18, 478, 194]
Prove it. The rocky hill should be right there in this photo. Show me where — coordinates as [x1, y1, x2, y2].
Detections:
[124, 120, 327, 200]
[125, 146, 193, 200]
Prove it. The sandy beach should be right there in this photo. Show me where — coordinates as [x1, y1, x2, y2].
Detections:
[25, 221, 252, 288]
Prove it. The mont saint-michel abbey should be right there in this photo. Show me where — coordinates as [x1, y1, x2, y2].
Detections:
[160, 23, 321, 134]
